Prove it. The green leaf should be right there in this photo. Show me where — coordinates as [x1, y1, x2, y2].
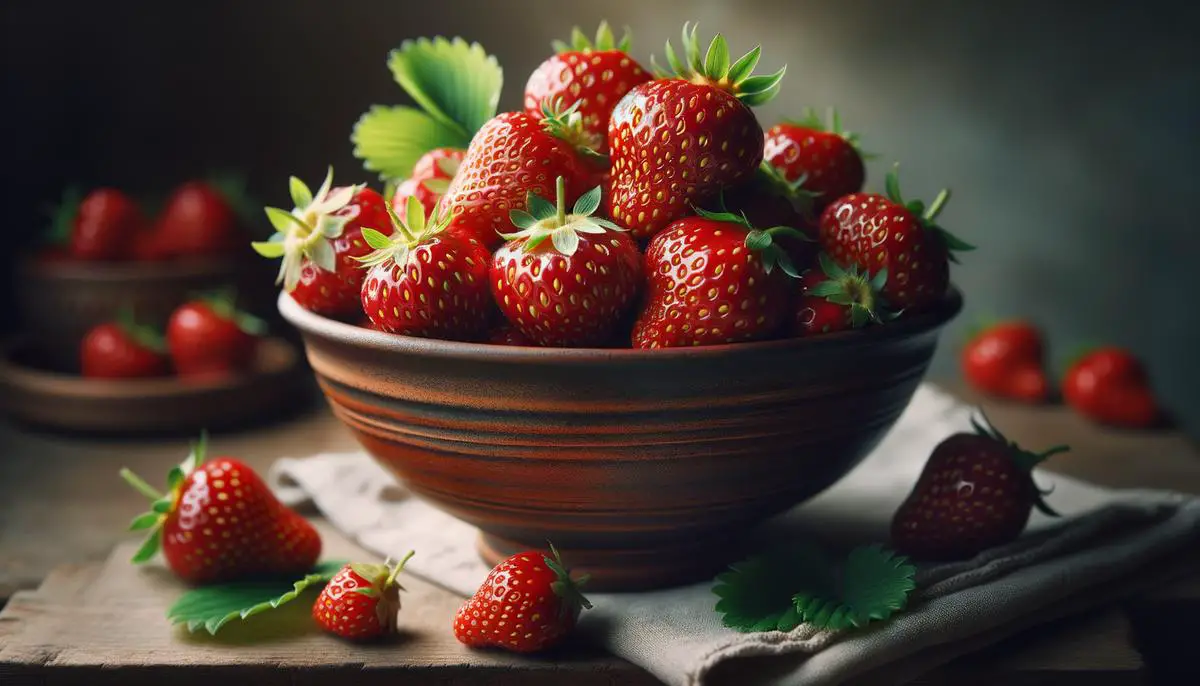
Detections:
[360, 227, 394, 251]
[792, 545, 916, 631]
[509, 209, 537, 229]
[713, 543, 832, 633]
[167, 561, 348, 635]
[387, 37, 503, 140]
[264, 206, 303, 233]
[527, 192, 557, 221]
[704, 33, 730, 79]
[131, 529, 161, 564]
[129, 512, 161, 531]
[726, 46, 761, 85]
[289, 176, 313, 209]
[352, 105, 467, 181]
[308, 238, 337, 273]
[744, 230, 772, 251]
[572, 185, 602, 217]
[250, 240, 287, 258]
[151, 497, 173, 514]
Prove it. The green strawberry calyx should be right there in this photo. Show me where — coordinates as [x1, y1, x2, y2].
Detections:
[194, 287, 268, 337]
[969, 411, 1069, 517]
[501, 176, 624, 257]
[42, 186, 83, 247]
[756, 161, 820, 216]
[539, 99, 606, 161]
[115, 306, 167, 353]
[251, 167, 364, 292]
[652, 22, 786, 106]
[348, 551, 416, 633]
[884, 164, 975, 263]
[543, 543, 593, 619]
[356, 197, 452, 271]
[786, 107, 876, 159]
[805, 253, 900, 328]
[693, 205, 806, 279]
[552, 20, 632, 54]
[119, 432, 210, 565]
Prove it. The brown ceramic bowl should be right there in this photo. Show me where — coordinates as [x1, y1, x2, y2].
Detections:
[280, 288, 963, 591]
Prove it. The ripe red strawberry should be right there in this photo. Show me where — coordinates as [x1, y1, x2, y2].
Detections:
[793, 253, 895, 336]
[632, 209, 800, 348]
[606, 23, 785, 240]
[891, 414, 1068, 561]
[491, 178, 642, 347]
[764, 108, 868, 211]
[121, 434, 322, 584]
[438, 104, 603, 250]
[961, 321, 1050, 403]
[391, 147, 464, 217]
[80, 311, 169, 379]
[313, 553, 414, 641]
[1063, 347, 1161, 428]
[166, 290, 265, 377]
[153, 181, 241, 258]
[358, 198, 492, 341]
[819, 166, 973, 312]
[253, 168, 389, 319]
[453, 545, 592, 653]
[70, 188, 145, 261]
[524, 22, 651, 154]
[487, 325, 533, 346]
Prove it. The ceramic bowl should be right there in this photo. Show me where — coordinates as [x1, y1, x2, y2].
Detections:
[280, 289, 962, 591]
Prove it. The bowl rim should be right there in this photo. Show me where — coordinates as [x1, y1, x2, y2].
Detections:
[279, 286, 963, 363]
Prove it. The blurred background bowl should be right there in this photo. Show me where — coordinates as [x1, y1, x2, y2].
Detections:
[281, 288, 963, 591]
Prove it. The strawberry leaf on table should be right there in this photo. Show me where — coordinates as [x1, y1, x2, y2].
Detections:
[166, 560, 347, 635]
[352, 106, 468, 181]
[713, 542, 916, 633]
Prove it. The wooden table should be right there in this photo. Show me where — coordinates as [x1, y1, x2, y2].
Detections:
[2, 381, 1199, 684]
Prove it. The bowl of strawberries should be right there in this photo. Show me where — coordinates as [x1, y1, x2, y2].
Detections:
[270, 23, 966, 590]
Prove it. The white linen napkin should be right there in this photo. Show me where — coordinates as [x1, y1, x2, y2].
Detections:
[268, 384, 1200, 686]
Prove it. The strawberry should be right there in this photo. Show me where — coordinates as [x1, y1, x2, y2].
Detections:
[793, 253, 895, 336]
[1063, 347, 1161, 428]
[166, 290, 266, 378]
[70, 188, 145, 261]
[606, 23, 785, 240]
[80, 310, 169, 379]
[438, 103, 603, 250]
[358, 198, 492, 341]
[725, 163, 820, 270]
[524, 22, 651, 154]
[313, 553, 414, 641]
[632, 208, 801, 348]
[153, 181, 241, 259]
[764, 108, 868, 211]
[490, 178, 642, 347]
[121, 434, 322, 584]
[961, 321, 1050, 403]
[819, 165, 973, 312]
[487, 325, 533, 346]
[453, 545, 592, 653]
[252, 168, 389, 319]
[891, 414, 1068, 561]
[391, 147, 464, 217]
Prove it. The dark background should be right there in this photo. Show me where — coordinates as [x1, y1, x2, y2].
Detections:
[3, 0, 1198, 433]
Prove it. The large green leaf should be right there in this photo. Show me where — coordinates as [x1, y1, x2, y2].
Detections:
[351, 105, 468, 181]
[713, 543, 830, 633]
[387, 36, 502, 139]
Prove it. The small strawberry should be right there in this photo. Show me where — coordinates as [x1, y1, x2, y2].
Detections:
[313, 552, 414, 641]
[607, 23, 785, 240]
[764, 108, 869, 211]
[391, 147, 465, 217]
[961, 321, 1050, 403]
[793, 253, 895, 336]
[891, 414, 1068, 561]
[632, 208, 801, 348]
[358, 198, 492, 341]
[1063, 347, 1161, 428]
[153, 181, 241, 259]
[491, 177, 642, 347]
[252, 168, 389, 319]
[121, 433, 322, 584]
[80, 310, 170, 379]
[524, 21, 652, 154]
[70, 188, 145, 261]
[453, 544, 592, 654]
[438, 103, 604, 250]
[166, 290, 266, 378]
[819, 165, 973, 312]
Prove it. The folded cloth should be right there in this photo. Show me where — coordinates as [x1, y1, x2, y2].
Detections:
[268, 385, 1200, 686]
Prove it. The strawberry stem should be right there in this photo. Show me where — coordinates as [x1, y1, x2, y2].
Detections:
[555, 176, 567, 226]
[385, 550, 416, 588]
[120, 468, 164, 501]
[925, 189, 951, 222]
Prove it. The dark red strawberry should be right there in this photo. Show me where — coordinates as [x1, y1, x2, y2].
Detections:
[606, 23, 785, 240]
[793, 253, 895, 336]
[70, 188, 145, 261]
[252, 168, 389, 319]
[490, 178, 642, 347]
[819, 165, 973, 312]
[891, 414, 1068, 561]
[391, 147, 465, 217]
[166, 290, 265, 378]
[80, 311, 169, 379]
[764, 108, 868, 210]
[524, 22, 651, 154]
[313, 553, 414, 641]
[724, 163, 820, 270]
[1063, 347, 1161, 428]
[487, 325, 533, 346]
[453, 545, 592, 653]
[632, 208, 801, 348]
[153, 181, 241, 258]
[358, 198, 492, 341]
[961, 321, 1050, 403]
[438, 104, 603, 250]
[121, 434, 322, 584]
